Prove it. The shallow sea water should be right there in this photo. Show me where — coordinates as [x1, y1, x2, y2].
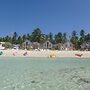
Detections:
[0, 57, 90, 90]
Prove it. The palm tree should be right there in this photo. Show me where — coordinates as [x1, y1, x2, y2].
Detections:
[80, 29, 85, 37]
[70, 30, 79, 50]
[22, 34, 27, 42]
[31, 28, 44, 43]
[79, 29, 86, 45]
[27, 33, 31, 40]
[54, 32, 63, 43]
[62, 33, 67, 43]
[12, 32, 18, 44]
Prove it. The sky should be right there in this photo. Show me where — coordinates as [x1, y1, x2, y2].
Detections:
[0, 0, 90, 37]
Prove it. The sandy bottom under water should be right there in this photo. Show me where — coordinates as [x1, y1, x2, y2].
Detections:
[0, 58, 90, 90]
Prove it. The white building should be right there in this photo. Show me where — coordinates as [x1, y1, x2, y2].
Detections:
[0, 42, 5, 50]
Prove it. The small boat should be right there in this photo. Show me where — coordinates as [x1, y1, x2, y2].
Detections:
[75, 54, 83, 57]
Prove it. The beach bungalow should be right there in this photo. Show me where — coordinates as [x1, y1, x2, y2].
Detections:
[0, 42, 12, 49]
[22, 39, 32, 49]
[54, 43, 64, 50]
[43, 40, 52, 49]
[81, 41, 90, 51]
[80, 42, 87, 50]
[87, 41, 90, 51]
[64, 41, 73, 50]
[5, 42, 12, 46]
[4, 42, 12, 49]
[32, 42, 40, 49]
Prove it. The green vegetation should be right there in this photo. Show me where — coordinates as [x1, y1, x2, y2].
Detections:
[0, 28, 90, 50]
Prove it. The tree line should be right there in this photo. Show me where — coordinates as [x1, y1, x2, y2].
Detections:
[0, 28, 90, 50]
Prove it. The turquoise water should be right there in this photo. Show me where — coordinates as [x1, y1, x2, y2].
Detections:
[0, 58, 90, 90]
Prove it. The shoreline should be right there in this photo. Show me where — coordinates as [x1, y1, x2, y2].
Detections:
[0, 50, 90, 58]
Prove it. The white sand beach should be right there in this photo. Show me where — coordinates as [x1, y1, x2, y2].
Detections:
[0, 50, 90, 58]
